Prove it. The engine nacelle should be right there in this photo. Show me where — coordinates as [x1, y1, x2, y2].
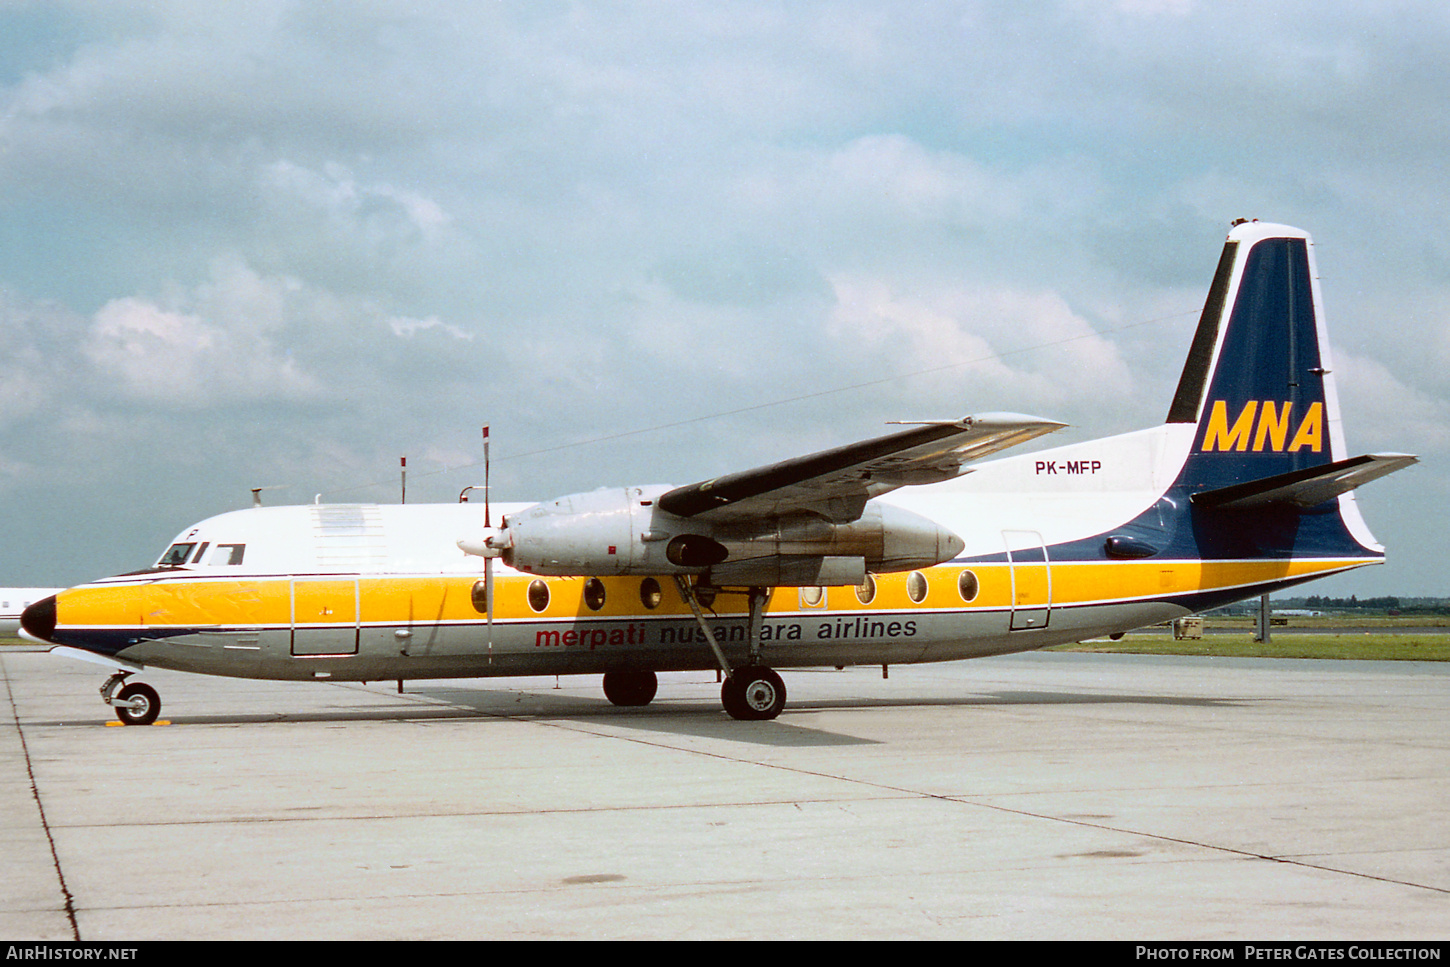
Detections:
[487, 484, 965, 585]
[500, 486, 662, 576]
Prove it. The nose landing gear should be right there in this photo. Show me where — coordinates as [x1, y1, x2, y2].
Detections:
[101, 672, 161, 726]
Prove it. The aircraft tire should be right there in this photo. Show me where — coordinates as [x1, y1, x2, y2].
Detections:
[602, 670, 658, 707]
[114, 682, 160, 726]
[721, 667, 785, 721]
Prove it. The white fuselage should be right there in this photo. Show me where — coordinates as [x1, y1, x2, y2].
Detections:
[42, 421, 1376, 684]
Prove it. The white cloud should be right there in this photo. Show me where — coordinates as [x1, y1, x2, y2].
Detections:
[79, 257, 340, 405]
[1333, 349, 1450, 453]
[819, 134, 1020, 226]
[85, 294, 317, 404]
[388, 315, 472, 341]
[1108, 0, 1195, 14]
[263, 160, 453, 243]
[826, 276, 1135, 414]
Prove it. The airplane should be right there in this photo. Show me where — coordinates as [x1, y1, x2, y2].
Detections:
[20, 221, 1416, 725]
[1, 589, 64, 636]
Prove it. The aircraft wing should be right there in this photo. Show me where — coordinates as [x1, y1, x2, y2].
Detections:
[656, 412, 1065, 524]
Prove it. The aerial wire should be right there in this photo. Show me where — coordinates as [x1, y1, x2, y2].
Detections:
[317, 307, 1198, 501]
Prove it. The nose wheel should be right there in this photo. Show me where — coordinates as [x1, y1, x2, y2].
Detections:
[114, 682, 161, 725]
[101, 672, 161, 726]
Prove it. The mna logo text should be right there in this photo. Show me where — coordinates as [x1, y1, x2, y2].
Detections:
[1200, 401, 1323, 452]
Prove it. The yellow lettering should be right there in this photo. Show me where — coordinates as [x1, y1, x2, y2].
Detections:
[1253, 401, 1294, 451]
[1202, 400, 1258, 451]
[1287, 401, 1323, 452]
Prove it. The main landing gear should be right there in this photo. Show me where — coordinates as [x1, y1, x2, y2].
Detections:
[604, 579, 787, 720]
[674, 577, 788, 721]
[101, 671, 161, 726]
[600, 664, 786, 720]
[720, 666, 786, 721]
[602, 670, 658, 706]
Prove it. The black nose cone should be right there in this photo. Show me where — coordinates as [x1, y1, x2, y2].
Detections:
[20, 595, 57, 642]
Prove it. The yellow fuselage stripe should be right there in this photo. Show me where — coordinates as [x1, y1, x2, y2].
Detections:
[57, 558, 1368, 630]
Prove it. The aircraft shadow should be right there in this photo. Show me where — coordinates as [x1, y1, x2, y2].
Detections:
[47, 687, 1252, 746]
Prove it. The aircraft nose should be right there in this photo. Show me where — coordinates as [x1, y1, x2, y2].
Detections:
[20, 595, 57, 643]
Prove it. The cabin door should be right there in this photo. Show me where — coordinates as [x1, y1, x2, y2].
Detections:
[290, 577, 361, 656]
[1002, 530, 1052, 631]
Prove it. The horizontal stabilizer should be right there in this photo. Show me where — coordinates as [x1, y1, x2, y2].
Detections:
[1190, 453, 1417, 510]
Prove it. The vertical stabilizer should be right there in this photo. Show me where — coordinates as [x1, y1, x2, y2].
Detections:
[1168, 222, 1343, 493]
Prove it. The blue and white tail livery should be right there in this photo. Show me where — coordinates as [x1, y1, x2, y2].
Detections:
[23, 221, 1416, 722]
[903, 219, 1415, 623]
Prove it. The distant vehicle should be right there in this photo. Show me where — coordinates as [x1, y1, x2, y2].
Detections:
[22, 222, 1416, 724]
[1273, 609, 1324, 617]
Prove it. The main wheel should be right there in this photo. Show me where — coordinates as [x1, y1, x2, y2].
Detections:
[720, 667, 785, 721]
[602, 670, 659, 707]
[114, 682, 160, 726]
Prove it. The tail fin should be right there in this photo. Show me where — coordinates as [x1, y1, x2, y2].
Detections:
[1165, 220, 1413, 558]
[1168, 221, 1346, 493]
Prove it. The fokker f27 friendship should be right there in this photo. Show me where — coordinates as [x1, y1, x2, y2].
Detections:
[21, 222, 1415, 723]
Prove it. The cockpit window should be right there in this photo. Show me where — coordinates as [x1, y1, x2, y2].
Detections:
[158, 543, 196, 566]
[211, 543, 246, 566]
[158, 541, 246, 567]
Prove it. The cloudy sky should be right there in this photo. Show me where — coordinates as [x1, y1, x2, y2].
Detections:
[1, 1, 1446, 596]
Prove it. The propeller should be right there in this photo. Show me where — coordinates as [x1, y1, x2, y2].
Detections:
[454, 428, 506, 663]
[483, 426, 492, 663]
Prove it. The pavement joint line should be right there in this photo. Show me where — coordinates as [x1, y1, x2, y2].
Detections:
[2, 654, 80, 940]
[439, 689, 1450, 902]
[31, 669, 1447, 913]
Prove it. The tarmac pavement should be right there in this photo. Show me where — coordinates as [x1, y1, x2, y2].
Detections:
[2, 648, 1446, 940]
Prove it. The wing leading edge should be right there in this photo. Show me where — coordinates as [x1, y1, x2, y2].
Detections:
[656, 412, 1065, 524]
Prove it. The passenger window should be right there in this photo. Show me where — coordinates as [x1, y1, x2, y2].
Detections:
[640, 578, 662, 610]
[528, 580, 550, 613]
[855, 574, 876, 605]
[957, 569, 979, 603]
[583, 578, 606, 611]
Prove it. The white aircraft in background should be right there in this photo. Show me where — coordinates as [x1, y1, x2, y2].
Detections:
[22, 221, 1414, 724]
[2, 589, 64, 636]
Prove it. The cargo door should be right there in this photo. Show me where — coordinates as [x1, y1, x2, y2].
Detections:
[290, 577, 360, 656]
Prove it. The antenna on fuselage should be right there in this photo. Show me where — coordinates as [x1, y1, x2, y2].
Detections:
[250, 485, 287, 508]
